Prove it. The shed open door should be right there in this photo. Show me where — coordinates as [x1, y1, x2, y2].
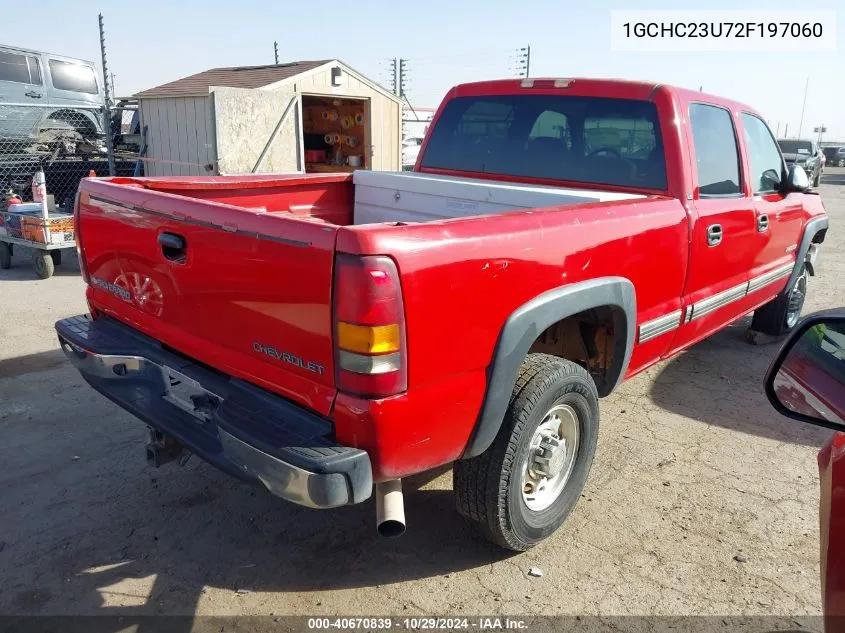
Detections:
[211, 86, 303, 175]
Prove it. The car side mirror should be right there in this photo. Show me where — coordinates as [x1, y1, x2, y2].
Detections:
[784, 164, 810, 193]
[765, 312, 845, 431]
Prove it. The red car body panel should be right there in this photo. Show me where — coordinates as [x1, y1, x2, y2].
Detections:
[74, 78, 826, 482]
[820, 433, 845, 628]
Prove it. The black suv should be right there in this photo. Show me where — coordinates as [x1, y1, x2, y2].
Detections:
[778, 139, 824, 187]
[823, 146, 845, 168]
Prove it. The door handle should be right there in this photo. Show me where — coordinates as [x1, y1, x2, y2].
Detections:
[706, 224, 722, 246]
[25, 91, 42, 98]
[158, 232, 187, 263]
[757, 214, 769, 232]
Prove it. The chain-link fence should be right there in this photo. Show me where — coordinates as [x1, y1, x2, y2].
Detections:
[1, 101, 139, 211]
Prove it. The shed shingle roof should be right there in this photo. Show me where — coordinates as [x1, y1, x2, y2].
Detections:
[134, 60, 332, 97]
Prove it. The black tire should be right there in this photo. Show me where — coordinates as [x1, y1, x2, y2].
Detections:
[454, 354, 599, 551]
[751, 265, 807, 336]
[33, 251, 55, 279]
[838, 159, 845, 168]
[50, 250, 62, 266]
[813, 169, 821, 187]
[0, 243, 11, 269]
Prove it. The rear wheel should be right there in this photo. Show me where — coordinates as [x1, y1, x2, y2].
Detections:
[0, 243, 11, 269]
[751, 265, 807, 336]
[33, 250, 55, 279]
[454, 354, 599, 551]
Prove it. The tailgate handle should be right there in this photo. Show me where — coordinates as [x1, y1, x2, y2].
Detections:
[158, 232, 187, 263]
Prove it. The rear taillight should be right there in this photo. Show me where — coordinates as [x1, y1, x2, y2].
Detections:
[333, 254, 407, 398]
[73, 191, 90, 284]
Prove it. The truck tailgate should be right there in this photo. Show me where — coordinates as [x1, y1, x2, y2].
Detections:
[78, 179, 339, 416]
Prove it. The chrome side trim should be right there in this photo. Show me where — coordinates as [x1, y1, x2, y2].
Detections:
[747, 262, 794, 294]
[688, 282, 749, 322]
[680, 261, 798, 325]
[638, 309, 683, 343]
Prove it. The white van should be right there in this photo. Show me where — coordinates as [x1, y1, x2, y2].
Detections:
[0, 44, 105, 154]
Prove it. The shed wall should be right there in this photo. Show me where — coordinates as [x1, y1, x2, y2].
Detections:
[138, 96, 216, 176]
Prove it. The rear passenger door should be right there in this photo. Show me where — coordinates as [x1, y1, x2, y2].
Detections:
[671, 103, 757, 350]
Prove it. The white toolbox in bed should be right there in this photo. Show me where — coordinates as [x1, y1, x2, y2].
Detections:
[352, 170, 642, 225]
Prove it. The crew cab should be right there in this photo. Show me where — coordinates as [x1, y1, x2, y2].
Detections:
[57, 78, 828, 551]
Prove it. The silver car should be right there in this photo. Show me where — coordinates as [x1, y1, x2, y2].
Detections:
[0, 44, 105, 154]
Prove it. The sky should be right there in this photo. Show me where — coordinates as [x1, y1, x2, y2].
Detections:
[6, 0, 844, 140]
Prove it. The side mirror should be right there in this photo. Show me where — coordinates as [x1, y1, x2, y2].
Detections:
[785, 164, 810, 192]
[765, 312, 845, 431]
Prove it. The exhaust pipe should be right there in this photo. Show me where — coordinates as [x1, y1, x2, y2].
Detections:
[376, 479, 406, 538]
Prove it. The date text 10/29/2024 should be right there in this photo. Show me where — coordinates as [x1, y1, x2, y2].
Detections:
[308, 618, 528, 630]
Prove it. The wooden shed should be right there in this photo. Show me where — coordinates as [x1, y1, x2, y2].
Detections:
[134, 60, 403, 176]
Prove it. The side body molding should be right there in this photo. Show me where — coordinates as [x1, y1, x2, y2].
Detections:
[462, 277, 636, 459]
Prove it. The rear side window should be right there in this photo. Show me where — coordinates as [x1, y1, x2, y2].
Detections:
[48, 59, 98, 94]
[420, 94, 667, 189]
[0, 51, 42, 85]
[741, 113, 784, 194]
[689, 104, 741, 197]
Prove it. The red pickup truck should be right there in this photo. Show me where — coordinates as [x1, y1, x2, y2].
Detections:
[56, 78, 827, 551]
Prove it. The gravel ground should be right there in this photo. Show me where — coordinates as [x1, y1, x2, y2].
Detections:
[1, 169, 844, 620]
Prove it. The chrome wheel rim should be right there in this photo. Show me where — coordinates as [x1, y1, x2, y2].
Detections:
[521, 404, 580, 512]
[786, 270, 807, 329]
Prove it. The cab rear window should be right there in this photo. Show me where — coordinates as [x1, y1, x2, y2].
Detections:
[420, 94, 667, 190]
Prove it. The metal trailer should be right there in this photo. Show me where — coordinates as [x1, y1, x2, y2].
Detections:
[0, 206, 76, 279]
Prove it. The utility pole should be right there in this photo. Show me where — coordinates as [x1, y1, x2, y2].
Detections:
[388, 58, 399, 96]
[797, 76, 809, 138]
[516, 46, 531, 78]
[98, 13, 116, 176]
[784, 122, 789, 138]
[398, 59, 407, 98]
[274, 41, 279, 65]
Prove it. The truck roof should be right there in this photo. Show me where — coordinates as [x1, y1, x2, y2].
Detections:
[445, 77, 762, 119]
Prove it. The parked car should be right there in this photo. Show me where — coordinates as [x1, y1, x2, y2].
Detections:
[823, 146, 845, 168]
[765, 311, 845, 628]
[402, 135, 424, 168]
[778, 139, 824, 187]
[56, 78, 827, 551]
[0, 44, 105, 155]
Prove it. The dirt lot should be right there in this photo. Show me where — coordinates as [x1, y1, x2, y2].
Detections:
[1, 170, 844, 620]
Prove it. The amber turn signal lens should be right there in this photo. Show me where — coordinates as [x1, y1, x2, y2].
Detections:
[337, 322, 400, 354]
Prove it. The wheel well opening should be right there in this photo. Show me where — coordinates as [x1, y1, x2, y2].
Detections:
[527, 306, 621, 395]
[44, 110, 97, 135]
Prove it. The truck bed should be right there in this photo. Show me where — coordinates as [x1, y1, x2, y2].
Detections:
[101, 171, 646, 228]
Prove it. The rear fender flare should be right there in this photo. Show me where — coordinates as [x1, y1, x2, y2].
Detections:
[461, 277, 636, 459]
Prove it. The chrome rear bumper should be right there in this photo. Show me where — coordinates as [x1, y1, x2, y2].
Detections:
[56, 315, 372, 509]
